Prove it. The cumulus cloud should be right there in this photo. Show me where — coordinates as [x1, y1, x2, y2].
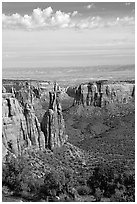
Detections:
[118, 16, 135, 25]
[2, 6, 135, 31]
[106, 16, 135, 27]
[86, 4, 95, 9]
[76, 16, 102, 29]
[71, 11, 78, 17]
[2, 7, 72, 30]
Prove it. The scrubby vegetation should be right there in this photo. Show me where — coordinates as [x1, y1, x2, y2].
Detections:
[87, 162, 135, 202]
[2, 153, 76, 201]
[3, 152, 135, 202]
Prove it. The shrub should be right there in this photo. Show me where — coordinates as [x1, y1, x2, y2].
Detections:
[77, 185, 91, 195]
[3, 154, 45, 197]
[2, 156, 22, 193]
[39, 171, 61, 198]
[38, 168, 76, 201]
[87, 162, 135, 202]
[3, 153, 76, 201]
[87, 163, 116, 196]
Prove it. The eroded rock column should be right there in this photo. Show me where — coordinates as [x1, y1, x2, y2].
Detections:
[41, 88, 68, 150]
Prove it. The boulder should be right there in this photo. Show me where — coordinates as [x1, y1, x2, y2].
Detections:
[41, 91, 68, 150]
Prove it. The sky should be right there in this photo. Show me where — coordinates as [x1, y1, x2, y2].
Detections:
[2, 2, 135, 68]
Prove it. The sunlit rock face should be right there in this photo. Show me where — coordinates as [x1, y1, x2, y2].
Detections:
[66, 81, 135, 108]
[41, 90, 68, 150]
[2, 93, 45, 159]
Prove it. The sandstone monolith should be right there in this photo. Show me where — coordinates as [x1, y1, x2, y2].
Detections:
[41, 90, 68, 150]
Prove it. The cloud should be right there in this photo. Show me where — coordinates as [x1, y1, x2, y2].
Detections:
[76, 16, 102, 29]
[2, 7, 72, 30]
[125, 2, 132, 6]
[75, 16, 134, 30]
[2, 7, 135, 31]
[86, 4, 95, 9]
[118, 16, 135, 25]
[51, 10, 71, 28]
[71, 11, 78, 17]
[106, 16, 135, 27]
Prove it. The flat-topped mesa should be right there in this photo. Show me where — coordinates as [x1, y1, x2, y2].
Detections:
[2, 94, 45, 159]
[66, 81, 135, 108]
[41, 86, 68, 150]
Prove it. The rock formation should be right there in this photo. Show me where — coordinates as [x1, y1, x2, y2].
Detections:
[66, 81, 134, 108]
[11, 81, 41, 107]
[131, 85, 135, 98]
[2, 86, 6, 93]
[41, 89, 68, 150]
[2, 93, 45, 159]
[23, 103, 45, 148]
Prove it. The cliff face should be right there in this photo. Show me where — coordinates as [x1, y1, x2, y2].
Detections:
[2, 80, 134, 157]
[41, 91, 68, 150]
[2, 82, 68, 159]
[2, 93, 45, 159]
[66, 81, 135, 108]
[101, 82, 134, 107]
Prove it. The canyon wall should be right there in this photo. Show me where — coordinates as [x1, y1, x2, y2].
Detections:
[66, 81, 135, 108]
[2, 80, 134, 159]
[2, 93, 45, 159]
[2, 84, 68, 160]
